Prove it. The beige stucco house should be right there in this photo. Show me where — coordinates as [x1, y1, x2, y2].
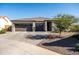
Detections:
[11, 17, 55, 32]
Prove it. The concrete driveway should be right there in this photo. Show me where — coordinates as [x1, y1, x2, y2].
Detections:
[0, 32, 60, 55]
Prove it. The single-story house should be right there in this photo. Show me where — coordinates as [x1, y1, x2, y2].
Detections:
[0, 16, 12, 31]
[11, 17, 55, 32]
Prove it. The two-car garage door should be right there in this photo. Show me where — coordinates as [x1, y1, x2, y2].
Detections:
[15, 23, 32, 31]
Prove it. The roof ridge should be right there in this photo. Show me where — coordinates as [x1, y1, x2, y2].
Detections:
[13, 17, 50, 20]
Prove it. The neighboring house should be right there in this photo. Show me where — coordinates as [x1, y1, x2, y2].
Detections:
[11, 17, 55, 32]
[0, 16, 12, 31]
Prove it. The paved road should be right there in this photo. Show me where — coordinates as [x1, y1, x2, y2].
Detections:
[0, 32, 60, 55]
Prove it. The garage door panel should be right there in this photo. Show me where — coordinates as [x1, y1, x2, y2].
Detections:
[15, 28, 26, 31]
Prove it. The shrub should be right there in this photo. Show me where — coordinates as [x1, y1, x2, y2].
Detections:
[69, 25, 79, 32]
[75, 43, 79, 51]
[0, 29, 6, 34]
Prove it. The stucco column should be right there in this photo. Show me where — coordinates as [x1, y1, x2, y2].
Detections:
[51, 22, 54, 32]
[45, 21, 47, 31]
[12, 24, 15, 32]
[32, 22, 35, 32]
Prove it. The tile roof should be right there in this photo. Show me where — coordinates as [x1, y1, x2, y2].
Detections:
[11, 17, 50, 23]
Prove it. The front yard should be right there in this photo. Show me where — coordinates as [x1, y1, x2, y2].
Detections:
[0, 32, 79, 55]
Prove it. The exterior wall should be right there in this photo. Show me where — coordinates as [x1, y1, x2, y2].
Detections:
[0, 18, 6, 29]
[4, 17, 12, 26]
[0, 16, 12, 30]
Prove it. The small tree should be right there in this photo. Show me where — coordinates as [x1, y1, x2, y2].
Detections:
[51, 14, 76, 36]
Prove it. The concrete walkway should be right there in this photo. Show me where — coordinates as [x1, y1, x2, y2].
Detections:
[0, 38, 60, 55]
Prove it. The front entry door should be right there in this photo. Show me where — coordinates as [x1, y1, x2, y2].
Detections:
[47, 22, 52, 31]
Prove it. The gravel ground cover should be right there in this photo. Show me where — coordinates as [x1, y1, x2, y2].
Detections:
[37, 32, 79, 55]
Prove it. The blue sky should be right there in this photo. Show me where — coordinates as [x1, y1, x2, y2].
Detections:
[0, 3, 79, 20]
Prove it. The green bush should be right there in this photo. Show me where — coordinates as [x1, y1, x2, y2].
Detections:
[69, 25, 79, 32]
[75, 43, 79, 51]
[0, 29, 6, 34]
